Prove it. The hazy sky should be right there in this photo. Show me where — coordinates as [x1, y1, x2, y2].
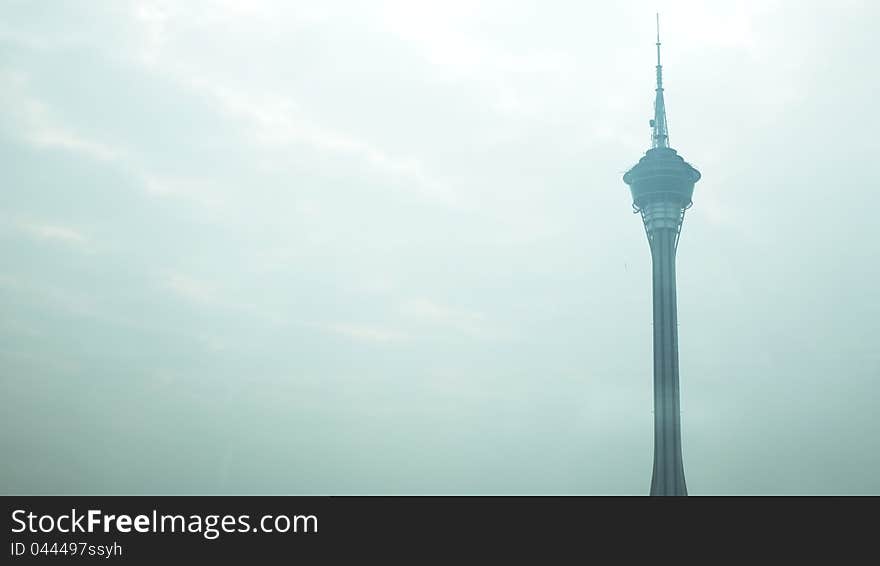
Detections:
[1, 0, 878, 494]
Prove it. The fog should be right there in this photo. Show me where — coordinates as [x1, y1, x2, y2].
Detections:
[1, 0, 878, 494]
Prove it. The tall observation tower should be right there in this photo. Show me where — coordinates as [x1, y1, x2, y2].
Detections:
[623, 16, 701, 496]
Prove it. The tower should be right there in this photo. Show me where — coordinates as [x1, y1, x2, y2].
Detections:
[623, 15, 701, 496]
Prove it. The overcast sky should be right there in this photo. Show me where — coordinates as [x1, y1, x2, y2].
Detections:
[1, 0, 878, 494]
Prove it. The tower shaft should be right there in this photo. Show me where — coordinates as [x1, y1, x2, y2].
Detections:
[648, 225, 687, 496]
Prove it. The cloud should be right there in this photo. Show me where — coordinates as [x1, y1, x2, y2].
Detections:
[0, 25, 52, 51]
[324, 322, 408, 343]
[0, 71, 121, 162]
[142, 174, 230, 212]
[21, 222, 89, 246]
[12, 219, 96, 253]
[399, 298, 502, 340]
[160, 272, 286, 326]
[0, 273, 99, 318]
[162, 273, 223, 306]
[646, 0, 779, 54]
[120, 2, 465, 207]
[377, 0, 575, 82]
[0, 71, 236, 224]
[179, 79, 459, 205]
[130, 1, 171, 66]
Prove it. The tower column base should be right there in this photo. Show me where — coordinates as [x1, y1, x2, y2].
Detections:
[648, 227, 687, 497]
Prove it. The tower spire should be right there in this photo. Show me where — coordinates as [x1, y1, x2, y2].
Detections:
[652, 13, 669, 148]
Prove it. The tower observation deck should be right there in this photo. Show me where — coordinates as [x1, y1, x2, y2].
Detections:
[622, 15, 701, 496]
